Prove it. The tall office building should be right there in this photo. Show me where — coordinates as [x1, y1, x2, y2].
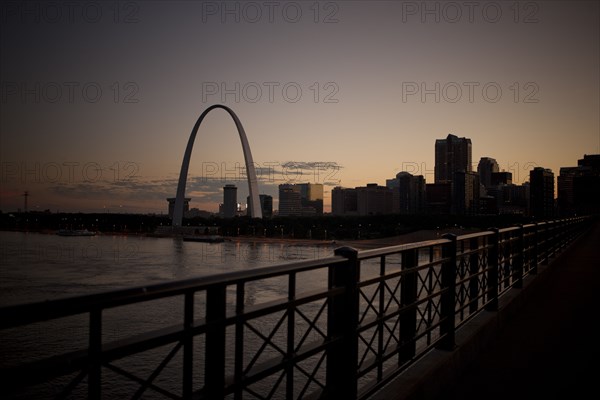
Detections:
[278, 184, 302, 216]
[477, 157, 499, 188]
[278, 183, 323, 216]
[298, 183, 324, 215]
[435, 134, 472, 184]
[390, 172, 426, 214]
[529, 167, 554, 218]
[223, 184, 238, 218]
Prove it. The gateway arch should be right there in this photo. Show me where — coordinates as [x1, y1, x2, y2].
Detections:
[172, 104, 262, 226]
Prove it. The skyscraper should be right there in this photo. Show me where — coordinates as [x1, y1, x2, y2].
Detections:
[278, 183, 323, 216]
[298, 183, 324, 215]
[435, 134, 472, 184]
[529, 167, 554, 218]
[477, 157, 499, 188]
[391, 172, 426, 214]
[223, 184, 238, 218]
[278, 184, 302, 216]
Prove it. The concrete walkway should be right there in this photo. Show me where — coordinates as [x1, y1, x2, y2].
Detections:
[433, 220, 600, 400]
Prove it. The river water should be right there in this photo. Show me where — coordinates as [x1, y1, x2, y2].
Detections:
[0, 231, 336, 306]
[0, 231, 339, 399]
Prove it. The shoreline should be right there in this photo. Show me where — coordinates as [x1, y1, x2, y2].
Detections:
[1, 227, 477, 249]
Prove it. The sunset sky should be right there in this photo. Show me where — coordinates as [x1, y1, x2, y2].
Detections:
[1, 1, 598, 214]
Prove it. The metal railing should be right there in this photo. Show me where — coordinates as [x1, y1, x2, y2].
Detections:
[0, 217, 590, 399]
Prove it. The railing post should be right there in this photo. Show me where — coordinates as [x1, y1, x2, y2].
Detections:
[399, 248, 418, 364]
[327, 247, 359, 399]
[513, 225, 524, 288]
[486, 228, 499, 311]
[183, 291, 194, 399]
[530, 223, 539, 275]
[541, 222, 549, 265]
[89, 309, 102, 400]
[548, 220, 556, 260]
[437, 234, 457, 351]
[502, 231, 511, 289]
[205, 285, 227, 398]
[468, 237, 480, 314]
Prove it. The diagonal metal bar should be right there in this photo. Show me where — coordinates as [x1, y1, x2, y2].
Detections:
[296, 351, 327, 399]
[104, 363, 181, 400]
[244, 311, 289, 374]
[295, 300, 328, 352]
[132, 342, 182, 400]
[56, 368, 88, 399]
[265, 370, 287, 400]
[358, 286, 380, 325]
[358, 328, 379, 370]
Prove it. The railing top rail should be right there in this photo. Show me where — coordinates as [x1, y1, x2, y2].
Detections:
[498, 226, 521, 234]
[0, 255, 346, 329]
[456, 230, 494, 241]
[358, 238, 451, 259]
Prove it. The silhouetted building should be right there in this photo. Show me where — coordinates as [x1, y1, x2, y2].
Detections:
[491, 172, 512, 187]
[356, 184, 393, 215]
[435, 134, 472, 184]
[278, 183, 323, 216]
[452, 171, 480, 215]
[426, 183, 452, 214]
[479, 195, 498, 215]
[558, 167, 580, 215]
[578, 154, 600, 169]
[167, 197, 190, 219]
[222, 184, 238, 218]
[497, 183, 530, 215]
[278, 184, 302, 216]
[246, 194, 273, 218]
[477, 157, 499, 188]
[388, 172, 426, 214]
[298, 183, 324, 215]
[558, 154, 600, 216]
[332, 187, 358, 216]
[530, 168, 554, 218]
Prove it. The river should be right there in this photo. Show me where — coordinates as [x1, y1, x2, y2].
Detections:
[0, 231, 340, 399]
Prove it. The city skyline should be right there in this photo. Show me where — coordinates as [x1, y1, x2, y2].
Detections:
[1, 1, 598, 214]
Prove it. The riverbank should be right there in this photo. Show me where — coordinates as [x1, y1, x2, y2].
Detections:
[1, 227, 479, 249]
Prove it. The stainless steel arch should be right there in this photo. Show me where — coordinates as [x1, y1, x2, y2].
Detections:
[172, 105, 262, 226]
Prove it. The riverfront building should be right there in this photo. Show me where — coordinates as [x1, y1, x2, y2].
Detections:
[435, 134, 472, 184]
[530, 167, 555, 219]
[223, 184, 238, 218]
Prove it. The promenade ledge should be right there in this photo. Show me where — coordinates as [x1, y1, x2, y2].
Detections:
[0, 217, 595, 399]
